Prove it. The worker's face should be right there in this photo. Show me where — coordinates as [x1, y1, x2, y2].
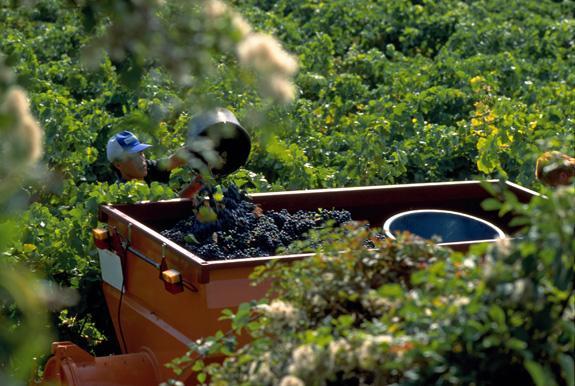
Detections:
[114, 152, 148, 180]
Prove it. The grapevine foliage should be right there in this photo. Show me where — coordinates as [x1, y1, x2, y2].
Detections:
[161, 184, 352, 260]
[0, 0, 573, 382]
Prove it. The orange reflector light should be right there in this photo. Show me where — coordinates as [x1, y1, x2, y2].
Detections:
[92, 228, 109, 240]
[161, 269, 182, 284]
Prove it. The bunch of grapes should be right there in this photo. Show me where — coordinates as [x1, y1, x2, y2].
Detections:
[160, 184, 353, 261]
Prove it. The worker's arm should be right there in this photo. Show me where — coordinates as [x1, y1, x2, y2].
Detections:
[158, 147, 190, 171]
[159, 148, 207, 199]
[179, 175, 204, 199]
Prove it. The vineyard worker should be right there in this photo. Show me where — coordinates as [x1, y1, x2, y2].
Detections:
[106, 130, 203, 198]
[535, 151, 575, 187]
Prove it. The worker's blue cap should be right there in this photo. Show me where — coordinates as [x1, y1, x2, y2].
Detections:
[106, 131, 152, 162]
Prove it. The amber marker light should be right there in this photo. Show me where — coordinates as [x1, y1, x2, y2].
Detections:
[93, 228, 110, 249]
[92, 228, 109, 240]
[161, 269, 182, 284]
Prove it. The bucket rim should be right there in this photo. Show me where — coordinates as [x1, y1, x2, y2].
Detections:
[382, 208, 506, 241]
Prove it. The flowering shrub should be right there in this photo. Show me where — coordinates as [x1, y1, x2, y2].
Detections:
[0, 54, 52, 386]
[170, 186, 574, 385]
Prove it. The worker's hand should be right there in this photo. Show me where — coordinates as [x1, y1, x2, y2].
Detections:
[169, 147, 192, 169]
[170, 146, 219, 176]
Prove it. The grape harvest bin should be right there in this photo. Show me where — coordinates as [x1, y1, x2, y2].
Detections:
[42, 180, 538, 386]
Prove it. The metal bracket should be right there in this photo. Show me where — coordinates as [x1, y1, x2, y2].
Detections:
[127, 223, 132, 243]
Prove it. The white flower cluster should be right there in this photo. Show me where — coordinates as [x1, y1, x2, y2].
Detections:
[245, 334, 416, 384]
[288, 344, 318, 379]
[0, 86, 44, 194]
[278, 375, 305, 386]
[280, 338, 363, 383]
[495, 237, 512, 256]
[328, 338, 355, 372]
[204, 0, 252, 37]
[361, 289, 397, 313]
[1, 87, 43, 166]
[356, 334, 393, 370]
[452, 296, 471, 307]
[204, 0, 228, 19]
[247, 352, 275, 384]
[510, 278, 534, 304]
[203, 0, 299, 103]
[257, 299, 300, 328]
[310, 294, 327, 309]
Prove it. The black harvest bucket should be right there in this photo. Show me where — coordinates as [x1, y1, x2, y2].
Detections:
[186, 108, 251, 177]
[383, 209, 506, 244]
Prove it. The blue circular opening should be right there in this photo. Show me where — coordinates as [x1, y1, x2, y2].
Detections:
[383, 210, 505, 243]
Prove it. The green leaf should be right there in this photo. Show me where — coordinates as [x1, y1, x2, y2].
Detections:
[505, 338, 527, 351]
[525, 361, 557, 386]
[237, 354, 253, 366]
[482, 334, 501, 348]
[197, 206, 218, 223]
[213, 186, 224, 202]
[184, 234, 200, 244]
[488, 305, 506, 328]
[192, 359, 204, 372]
[477, 136, 498, 173]
[0, 220, 18, 251]
[151, 183, 165, 197]
[509, 216, 530, 227]
[334, 314, 355, 329]
[232, 302, 252, 332]
[411, 271, 427, 285]
[378, 283, 403, 298]
[218, 308, 234, 321]
[558, 354, 574, 386]
[481, 198, 501, 211]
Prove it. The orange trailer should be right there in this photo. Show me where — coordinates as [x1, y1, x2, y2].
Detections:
[39, 180, 538, 386]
